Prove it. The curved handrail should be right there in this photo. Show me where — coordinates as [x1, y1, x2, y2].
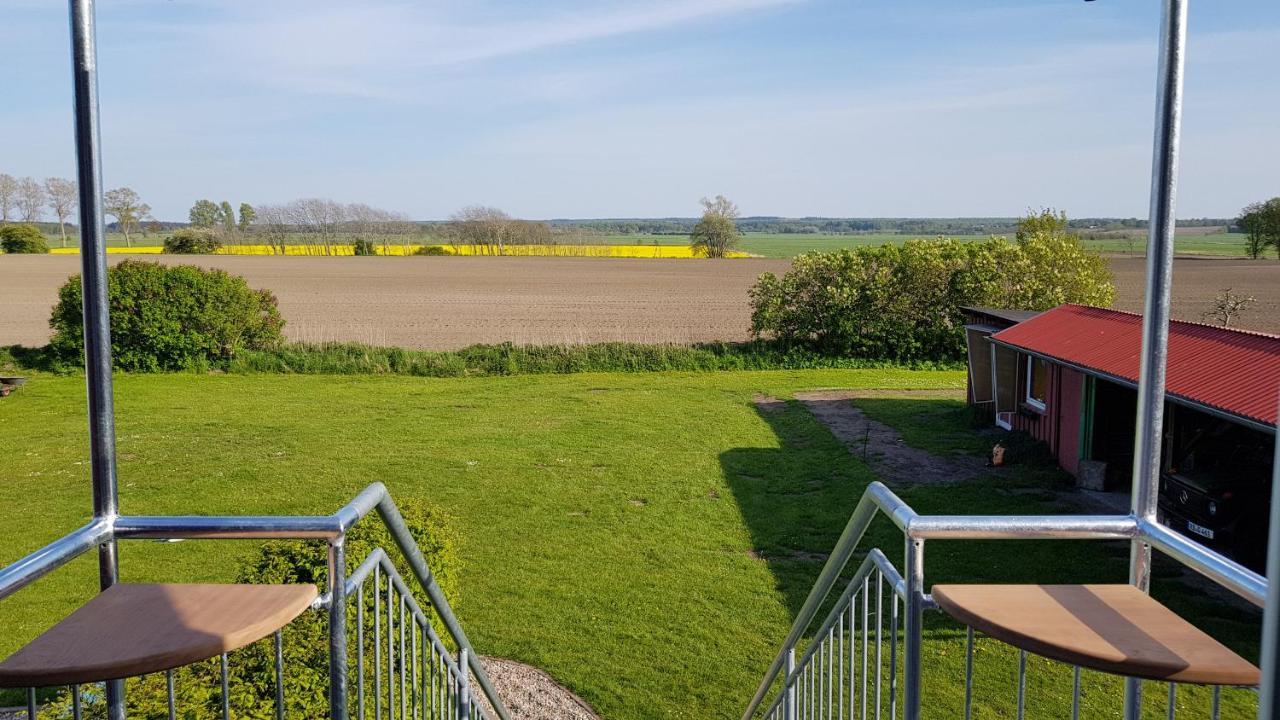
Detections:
[0, 483, 511, 720]
[740, 482, 915, 720]
[741, 480, 1265, 720]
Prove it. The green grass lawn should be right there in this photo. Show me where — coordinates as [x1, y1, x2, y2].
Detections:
[0, 372, 1261, 718]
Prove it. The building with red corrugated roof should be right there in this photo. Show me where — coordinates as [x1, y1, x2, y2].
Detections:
[962, 304, 1279, 571]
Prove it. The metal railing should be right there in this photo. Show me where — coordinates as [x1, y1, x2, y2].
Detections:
[740, 481, 1266, 720]
[0, 482, 510, 720]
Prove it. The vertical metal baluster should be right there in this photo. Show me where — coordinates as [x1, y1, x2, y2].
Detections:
[375, 566, 383, 720]
[889, 594, 898, 720]
[1166, 683, 1176, 720]
[818, 633, 825, 719]
[784, 647, 796, 720]
[828, 627, 835, 719]
[432, 646, 438, 720]
[412, 622, 419, 720]
[1210, 686, 1220, 720]
[875, 571, 882, 720]
[389, 574, 396, 720]
[358, 584, 366, 720]
[26, 687, 35, 720]
[963, 628, 974, 720]
[401, 595, 408, 720]
[75, 683, 85, 720]
[848, 599, 856, 720]
[1015, 650, 1026, 720]
[221, 653, 231, 720]
[165, 673, 176, 720]
[1071, 666, 1081, 720]
[861, 578, 869, 720]
[459, 651, 472, 720]
[839, 612, 845, 720]
[275, 629, 286, 720]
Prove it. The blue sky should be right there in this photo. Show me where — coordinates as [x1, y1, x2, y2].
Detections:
[2, 0, 1276, 221]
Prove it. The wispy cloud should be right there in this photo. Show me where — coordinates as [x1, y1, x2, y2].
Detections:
[157, 0, 803, 98]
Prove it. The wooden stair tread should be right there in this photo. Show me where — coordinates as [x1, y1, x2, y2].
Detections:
[932, 584, 1258, 686]
[0, 583, 317, 687]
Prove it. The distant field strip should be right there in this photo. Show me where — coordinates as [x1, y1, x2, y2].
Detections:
[46, 244, 750, 258]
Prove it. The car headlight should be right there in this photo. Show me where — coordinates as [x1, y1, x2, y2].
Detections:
[1207, 501, 1217, 516]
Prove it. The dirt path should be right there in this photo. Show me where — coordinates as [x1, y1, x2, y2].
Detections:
[784, 390, 986, 486]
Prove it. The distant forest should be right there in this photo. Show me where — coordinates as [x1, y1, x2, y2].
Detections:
[29, 216, 1235, 237]
[542, 216, 1234, 236]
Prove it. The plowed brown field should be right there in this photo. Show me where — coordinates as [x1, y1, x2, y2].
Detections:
[1, 254, 1276, 350]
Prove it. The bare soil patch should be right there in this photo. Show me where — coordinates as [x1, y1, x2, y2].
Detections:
[0, 255, 790, 349]
[1108, 256, 1280, 333]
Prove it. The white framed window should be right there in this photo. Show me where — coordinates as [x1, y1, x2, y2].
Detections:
[1025, 355, 1049, 411]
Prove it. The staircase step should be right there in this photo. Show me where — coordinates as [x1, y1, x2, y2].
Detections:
[932, 584, 1259, 685]
[0, 583, 317, 687]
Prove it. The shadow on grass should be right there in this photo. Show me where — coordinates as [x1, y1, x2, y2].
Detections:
[720, 395, 1259, 659]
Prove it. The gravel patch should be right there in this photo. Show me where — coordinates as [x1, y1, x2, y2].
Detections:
[475, 657, 600, 720]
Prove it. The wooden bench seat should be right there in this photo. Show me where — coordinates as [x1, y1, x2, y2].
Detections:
[0, 583, 317, 687]
[932, 584, 1259, 686]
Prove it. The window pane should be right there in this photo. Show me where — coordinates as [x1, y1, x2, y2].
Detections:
[1028, 357, 1049, 405]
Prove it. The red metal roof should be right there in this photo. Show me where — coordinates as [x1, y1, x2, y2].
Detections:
[990, 304, 1280, 428]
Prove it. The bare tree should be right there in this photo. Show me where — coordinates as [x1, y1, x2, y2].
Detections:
[17, 177, 45, 223]
[44, 177, 78, 247]
[1202, 288, 1255, 328]
[290, 198, 346, 255]
[103, 187, 150, 247]
[0, 173, 16, 222]
[448, 206, 513, 254]
[252, 204, 293, 254]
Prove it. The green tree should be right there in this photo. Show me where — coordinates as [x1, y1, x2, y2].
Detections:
[220, 200, 236, 234]
[238, 202, 256, 232]
[690, 195, 741, 258]
[189, 199, 222, 228]
[103, 187, 149, 247]
[1237, 198, 1280, 260]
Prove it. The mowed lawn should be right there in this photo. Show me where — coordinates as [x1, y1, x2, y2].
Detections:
[0, 371, 1262, 718]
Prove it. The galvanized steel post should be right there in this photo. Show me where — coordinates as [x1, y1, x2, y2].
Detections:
[328, 539, 349, 720]
[903, 536, 924, 720]
[1126, 0, 1188, 716]
[783, 648, 796, 720]
[457, 649, 472, 720]
[1257, 407, 1280, 719]
[68, 0, 123, 716]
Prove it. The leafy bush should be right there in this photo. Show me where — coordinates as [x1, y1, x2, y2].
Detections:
[49, 497, 459, 719]
[49, 259, 285, 371]
[415, 245, 450, 256]
[352, 238, 378, 256]
[750, 231, 1113, 361]
[0, 224, 49, 253]
[163, 228, 222, 254]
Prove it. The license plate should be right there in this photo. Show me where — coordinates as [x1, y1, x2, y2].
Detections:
[1186, 521, 1215, 540]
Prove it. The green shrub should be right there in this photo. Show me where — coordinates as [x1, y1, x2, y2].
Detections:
[352, 238, 378, 256]
[0, 224, 49, 253]
[49, 497, 459, 719]
[414, 245, 450, 256]
[163, 228, 222, 254]
[49, 259, 285, 371]
[750, 232, 1113, 362]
